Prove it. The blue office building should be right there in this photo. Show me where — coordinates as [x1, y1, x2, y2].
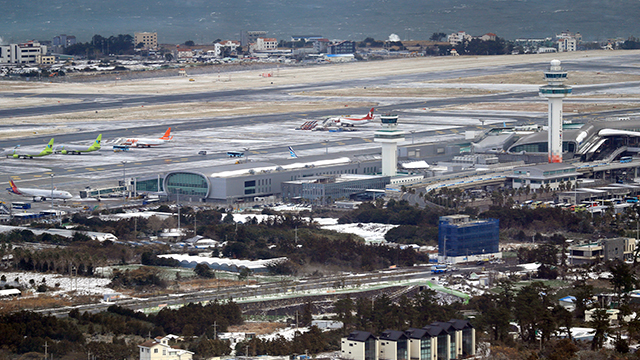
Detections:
[438, 215, 499, 263]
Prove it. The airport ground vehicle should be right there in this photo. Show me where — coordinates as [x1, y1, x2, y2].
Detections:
[11, 202, 31, 209]
[227, 151, 244, 157]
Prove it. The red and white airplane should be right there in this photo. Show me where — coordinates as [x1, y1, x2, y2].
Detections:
[7, 180, 73, 202]
[121, 127, 173, 147]
[331, 108, 375, 127]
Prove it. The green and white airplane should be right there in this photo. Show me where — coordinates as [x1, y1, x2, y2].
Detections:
[2, 138, 55, 159]
[54, 134, 102, 155]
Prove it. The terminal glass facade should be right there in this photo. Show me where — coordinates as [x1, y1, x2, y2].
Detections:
[438, 216, 499, 257]
[165, 172, 209, 197]
[397, 338, 408, 360]
[420, 338, 431, 360]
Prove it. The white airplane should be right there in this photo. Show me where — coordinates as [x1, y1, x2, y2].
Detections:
[54, 134, 102, 155]
[7, 180, 73, 202]
[2, 138, 55, 159]
[330, 108, 375, 127]
[121, 127, 173, 147]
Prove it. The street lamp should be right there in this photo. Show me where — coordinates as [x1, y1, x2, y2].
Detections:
[50, 174, 54, 212]
[176, 188, 181, 236]
[324, 139, 329, 154]
[243, 147, 250, 163]
[121, 161, 127, 207]
[410, 130, 416, 144]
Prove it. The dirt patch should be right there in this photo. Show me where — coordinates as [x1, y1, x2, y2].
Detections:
[0, 294, 98, 314]
[433, 71, 640, 85]
[442, 101, 640, 113]
[227, 322, 288, 335]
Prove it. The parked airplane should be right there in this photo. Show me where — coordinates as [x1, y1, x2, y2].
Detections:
[54, 134, 102, 155]
[121, 128, 173, 147]
[289, 146, 298, 158]
[330, 108, 375, 127]
[2, 138, 54, 159]
[7, 180, 73, 202]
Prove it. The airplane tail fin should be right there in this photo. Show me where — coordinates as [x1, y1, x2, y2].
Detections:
[9, 180, 20, 194]
[46, 138, 54, 150]
[92, 134, 102, 149]
[365, 108, 375, 119]
[160, 127, 173, 140]
[289, 146, 298, 158]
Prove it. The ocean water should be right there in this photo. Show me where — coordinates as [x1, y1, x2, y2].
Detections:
[0, 0, 638, 44]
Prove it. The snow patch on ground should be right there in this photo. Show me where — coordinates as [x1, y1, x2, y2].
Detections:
[1, 271, 113, 297]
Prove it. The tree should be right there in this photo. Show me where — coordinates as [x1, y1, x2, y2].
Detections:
[301, 301, 313, 327]
[430, 32, 447, 42]
[334, 297, 354, 333]
[184, 40, 195, 46]
[588, 308, 610, 350]
[238, 267, 252, 280]
[194, 263, 216, 279]
[513, 282, 555, 344]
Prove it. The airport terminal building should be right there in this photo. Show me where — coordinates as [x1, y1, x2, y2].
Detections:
[135, 153, 385, 204]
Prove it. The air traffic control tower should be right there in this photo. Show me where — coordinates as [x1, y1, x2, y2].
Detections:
[374, 114, 404, 176]
[539, 59, 572, 163]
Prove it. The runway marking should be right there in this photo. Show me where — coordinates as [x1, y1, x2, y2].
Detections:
[85, 168, 95, 171]
[180, 158, 188, 161]
[436, 131, 445, 134]
[337, 142, 346, 145]
[33, 175, 42, 178]
[135, 162, 142, 165]
[450, 129, 459, 133]
[164, 159, 172, 162]
[67, 169, 75, 172]
[475, 126, 484, 129]
[10, 176, 20, 180]
[363, 139, 372, 142]
[96, 168, 105, 170]
[116, 164, 123, 167]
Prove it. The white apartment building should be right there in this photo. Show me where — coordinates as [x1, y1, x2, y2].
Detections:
[558, 37, 577, 52]
[214, 40, 241, 57]
[447, 32, 472, 46]
[252, 37, 278, 51]
[135, 32, 158, 49]
[0, 41, 48, 64]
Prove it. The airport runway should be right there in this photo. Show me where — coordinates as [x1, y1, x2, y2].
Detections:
[2, 53, 640, 208]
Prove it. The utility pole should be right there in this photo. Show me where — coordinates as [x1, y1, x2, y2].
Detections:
[44, 341, 48, 359]
[213, 320, 218, 340]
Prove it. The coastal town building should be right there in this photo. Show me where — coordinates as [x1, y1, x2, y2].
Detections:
[447, 32, 472, 46]
[252, 37, 278, 52]
[215, 40, 241, 57]
[241, 30, 267, 47]
[135, 32, 158, 49]
[0, 41, 48, 64]
[328, 40, 356, 54]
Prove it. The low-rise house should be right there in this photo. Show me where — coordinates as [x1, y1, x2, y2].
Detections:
[138, 335, 194, 360]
